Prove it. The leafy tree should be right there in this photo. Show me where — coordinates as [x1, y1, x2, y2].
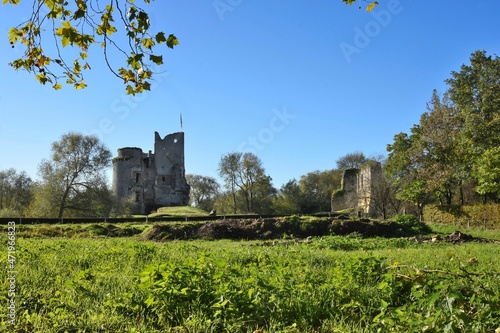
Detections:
[4, 0, 178, 95]
[418, 90, 464, 205]
[186, 174, 220, 212]
[0, 168, 33, 216]
[28, 132, 112, 218]
[369, 170, 401, 219]
[3, 1, 376, 94]
[446, 50, 500, 157]
[336, 151, 368, 170]
[386, 128, 431, 217]
[68, 174, 114, 217]
[272, 179, 302, 214]
[474, 147, 500, 203]
[109, 195, 136, 217]
[218, 152, 241, 214]
[386, 51, 500, 209]
[299, 169, 341, 213]
[248, 175, 276, 214]
[218, 152, 275, 214]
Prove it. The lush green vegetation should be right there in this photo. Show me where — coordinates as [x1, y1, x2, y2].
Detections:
[1, 224, 499, 332]
[424, 204, 500, 229]
[386, 51, 500, 211]
[149, 206, 209, 218]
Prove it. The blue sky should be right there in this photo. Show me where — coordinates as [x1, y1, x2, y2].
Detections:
[1, 0, 499, 189]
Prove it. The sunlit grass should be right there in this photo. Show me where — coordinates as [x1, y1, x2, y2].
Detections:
[1, 234, 498, 332]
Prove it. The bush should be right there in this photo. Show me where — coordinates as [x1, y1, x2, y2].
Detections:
[393, 214, 432, 234]
[424, 204, 500, 229]
[0, 208, 21, 218]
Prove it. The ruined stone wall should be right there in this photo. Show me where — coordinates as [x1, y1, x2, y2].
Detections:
[357, 162, 382, 215]
[153, 132, 190, 207]
[331, 162, 382, 216]
[331, 169, 359, 212]
[112, 147, 144, 213]
[112, 132, 190, 214]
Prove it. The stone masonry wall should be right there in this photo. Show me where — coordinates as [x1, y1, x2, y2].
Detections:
[331, 162, 381, 216]
[112, 132, 190, 214]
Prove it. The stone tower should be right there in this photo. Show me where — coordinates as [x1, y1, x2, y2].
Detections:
[331, 162, 382, 216]
[112, 131, 190, 214]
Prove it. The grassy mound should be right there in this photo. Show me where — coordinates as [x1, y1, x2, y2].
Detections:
[149, 206, 208, 217]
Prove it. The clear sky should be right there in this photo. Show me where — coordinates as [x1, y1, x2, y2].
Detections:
[1, 1, 499, 189]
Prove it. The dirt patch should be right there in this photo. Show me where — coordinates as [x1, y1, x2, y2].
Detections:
[141, 223, 202, 241]
[106, 224, 143, 237]
[140, 217, 437, 241]
[410, 230, 498, 244]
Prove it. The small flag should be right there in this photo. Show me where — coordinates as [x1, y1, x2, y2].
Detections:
[180, 112, 183, 130]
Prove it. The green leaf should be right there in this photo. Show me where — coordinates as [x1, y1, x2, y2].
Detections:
[155, 32, 167, 44]
[244, 277, 255, 283]
[167, 34, 179, 49]
[126, 84, 135, 95]
[36, 73, 49, 85]
[142, 38, 155, 50]
[144, 296, 155, 307]
[8, 27, 20, 44]
[73, 9, 85, 19]
[56, 21, 77, 47]
[149, 54, 163, 65]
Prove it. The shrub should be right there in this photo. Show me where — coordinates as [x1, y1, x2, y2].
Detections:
[424, 204, 500, 229]
[393, 214, 432, 234]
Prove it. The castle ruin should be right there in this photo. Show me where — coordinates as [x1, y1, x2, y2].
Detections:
[331, 162, 382, 216]
[112, 131, 190, 214]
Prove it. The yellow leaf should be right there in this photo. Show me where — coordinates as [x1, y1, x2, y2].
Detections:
[53, 83, 63, 90]
[366, 1, 379, 12]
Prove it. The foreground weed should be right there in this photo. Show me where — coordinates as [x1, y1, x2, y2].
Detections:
[1, 236, 499, 332]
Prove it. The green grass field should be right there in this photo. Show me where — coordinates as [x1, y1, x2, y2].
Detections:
[1, 222, 499, 332]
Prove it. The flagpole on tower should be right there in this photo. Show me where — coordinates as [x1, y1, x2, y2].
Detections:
[180, 112, 183, 131]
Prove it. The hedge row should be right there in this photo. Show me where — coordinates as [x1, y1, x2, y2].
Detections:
[423, 204, 500, 229]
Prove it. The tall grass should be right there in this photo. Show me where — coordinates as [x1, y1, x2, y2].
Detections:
[1, 236, 499, 332]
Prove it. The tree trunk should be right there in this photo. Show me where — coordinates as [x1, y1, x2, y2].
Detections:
[58, 186, 72, 218]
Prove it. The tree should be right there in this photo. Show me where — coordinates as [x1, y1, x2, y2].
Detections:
[446, 50, 500, 157]
[29, 132, 112, 218]
[218, 152, 241, 214]
[386, 51, 500, 209]
[250, 175, 277, 214]
[4, 1, 376, 94]
[186, 174, 220, 212]
[418, 90, 464, 205]
[218, 152, 275, 214]
[0, 168, 33, 216]
[444, 50, 500, 204]
[299, 169, 341, 213]
[336, 151, 368, 170]
[4, 0, 178, 95]
[368, 170, 401, 219]
[272, 179, 302, 214]
[474, 147, 500, 203]
[386, 128, 432, 217]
